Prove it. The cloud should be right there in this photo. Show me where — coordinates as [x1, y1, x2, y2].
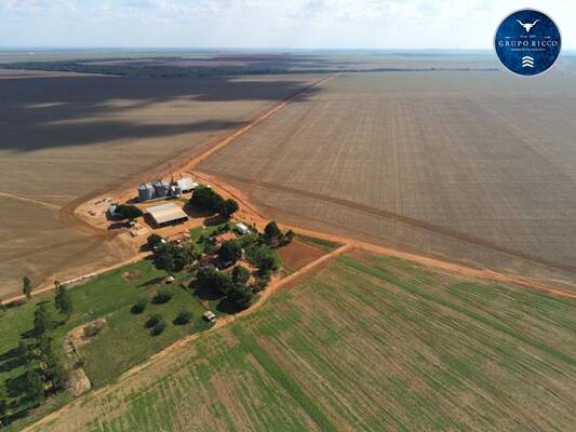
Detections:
[0, 0, 574, 49]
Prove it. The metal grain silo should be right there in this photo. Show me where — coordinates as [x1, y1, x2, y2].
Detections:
[154, 180, 170, 198]
[138, 183, 155, 202]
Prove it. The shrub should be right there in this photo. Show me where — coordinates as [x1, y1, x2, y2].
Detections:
[131, 299, 148, 314]
[145, 314, 163, 329]
[174, 311, 193, 325]
[152, 288, 173, 304]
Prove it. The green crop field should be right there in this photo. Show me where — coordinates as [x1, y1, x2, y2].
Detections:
[28, 251, 576, 432]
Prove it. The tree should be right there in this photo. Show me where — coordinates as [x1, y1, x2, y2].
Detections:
[218, 240, 242, 264]
[25, 367, 44, 401]
[153, 243, 196, 273]
[174, 311, 193, 325]
[145, 314, 163, 329]
[152, 288, 173, 304]
[18, 341, 32, 365]
[33, 304, 52, 337]
[131, 299, 148, 314]
[247, 245, 281, 272]
[0, 384, 7, 420]
[217, 199, 239, 219]
[196, 267, 233, 297]
[283, 229, 296, 245]
[147, 234, 163, 249]
[263, 221, 284, 247]
[55, 284, 73, 319]
[48, 361, 69, 392]
[229, 284, 254, 310]
[189, 186, 224, 213]
[214, 272, 234, 297]
[232, 265, 251, 284]
[151, 320, 167, 336]
[23, 276, 32, 299]
[116, 204, 143, 220]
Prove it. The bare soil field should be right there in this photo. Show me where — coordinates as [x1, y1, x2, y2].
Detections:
[0, 73, 322, 297]
[27, 251, 576, 432]
[198, 69, 576, 288]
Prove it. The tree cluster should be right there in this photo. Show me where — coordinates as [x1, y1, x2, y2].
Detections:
[263, 221, 295, 248]
[117, 204, 143, 220]
[153, 242, 197, 273]
[22, 304, 69, 403]
[195, 266, 254, 311]
[189, 186, 239, 219]
[246, 244, 281, 273]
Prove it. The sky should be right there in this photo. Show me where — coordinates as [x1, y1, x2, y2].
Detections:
[0, 0, 575, 50]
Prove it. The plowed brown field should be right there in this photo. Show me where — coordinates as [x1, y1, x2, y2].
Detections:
[198, 70, 576, 287]
[0, 74, 323, 297]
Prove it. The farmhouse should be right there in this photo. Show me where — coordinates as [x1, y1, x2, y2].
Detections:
[146, 203, 188, 227]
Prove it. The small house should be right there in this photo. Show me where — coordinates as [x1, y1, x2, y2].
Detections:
[235, 223, 251, 235]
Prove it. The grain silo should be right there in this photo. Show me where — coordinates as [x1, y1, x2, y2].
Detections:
[138, 183, 155, 202]
[154, 180, 170, 198]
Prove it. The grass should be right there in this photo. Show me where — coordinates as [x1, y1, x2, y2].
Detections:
[189, 221, 236, 254]
[29, 251, 576, 431]
[0, 259, 211, 427]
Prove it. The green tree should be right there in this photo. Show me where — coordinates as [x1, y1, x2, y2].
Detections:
[55, 284, 73, 319]
[25, 367, 44, 401]
[0, 384, 7, 421]
[33, 304, 52, 337]
[131, 298, 148, 314]
[189, 186, 224, 213]
[18, 341, 32, 365]
[116, 204, 143, 220]
[145, 314, 163, 329]
[23, 276, 32, 299]
[229, 284, 254, 310]
[217, 199, 239, 219]
[153, 243, 196, 273]
[232, 265, 251, 284]
[147, 233, 164, 249]
[151, 320, 167, 336]
[47, 360, 68, 392]
[218, 240, 242, 264]
[264, 221, 284, 247]
[247, 245, 281, 272]
[152, 288, 173, 304]
[174, 311, 193, 325]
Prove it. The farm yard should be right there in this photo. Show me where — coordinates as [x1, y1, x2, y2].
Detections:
[198, 69, 576, 287]
[24, 250, 576, 432]
[0, 72, 322, 298]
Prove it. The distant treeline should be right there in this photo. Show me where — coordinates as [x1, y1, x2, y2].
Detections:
[2, 59, 499, 78]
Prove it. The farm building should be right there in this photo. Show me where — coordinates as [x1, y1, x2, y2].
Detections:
[176, 177, 198, 193]
[146, 203, 188, 227]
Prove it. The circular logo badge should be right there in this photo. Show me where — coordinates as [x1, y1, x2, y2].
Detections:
[494, 9, 561, 76]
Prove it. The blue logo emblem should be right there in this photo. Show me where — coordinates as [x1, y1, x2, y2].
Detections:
[495, 9, 561, 76]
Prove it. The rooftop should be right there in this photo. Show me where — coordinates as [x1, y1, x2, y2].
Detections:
[146, 203, 188, 225]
